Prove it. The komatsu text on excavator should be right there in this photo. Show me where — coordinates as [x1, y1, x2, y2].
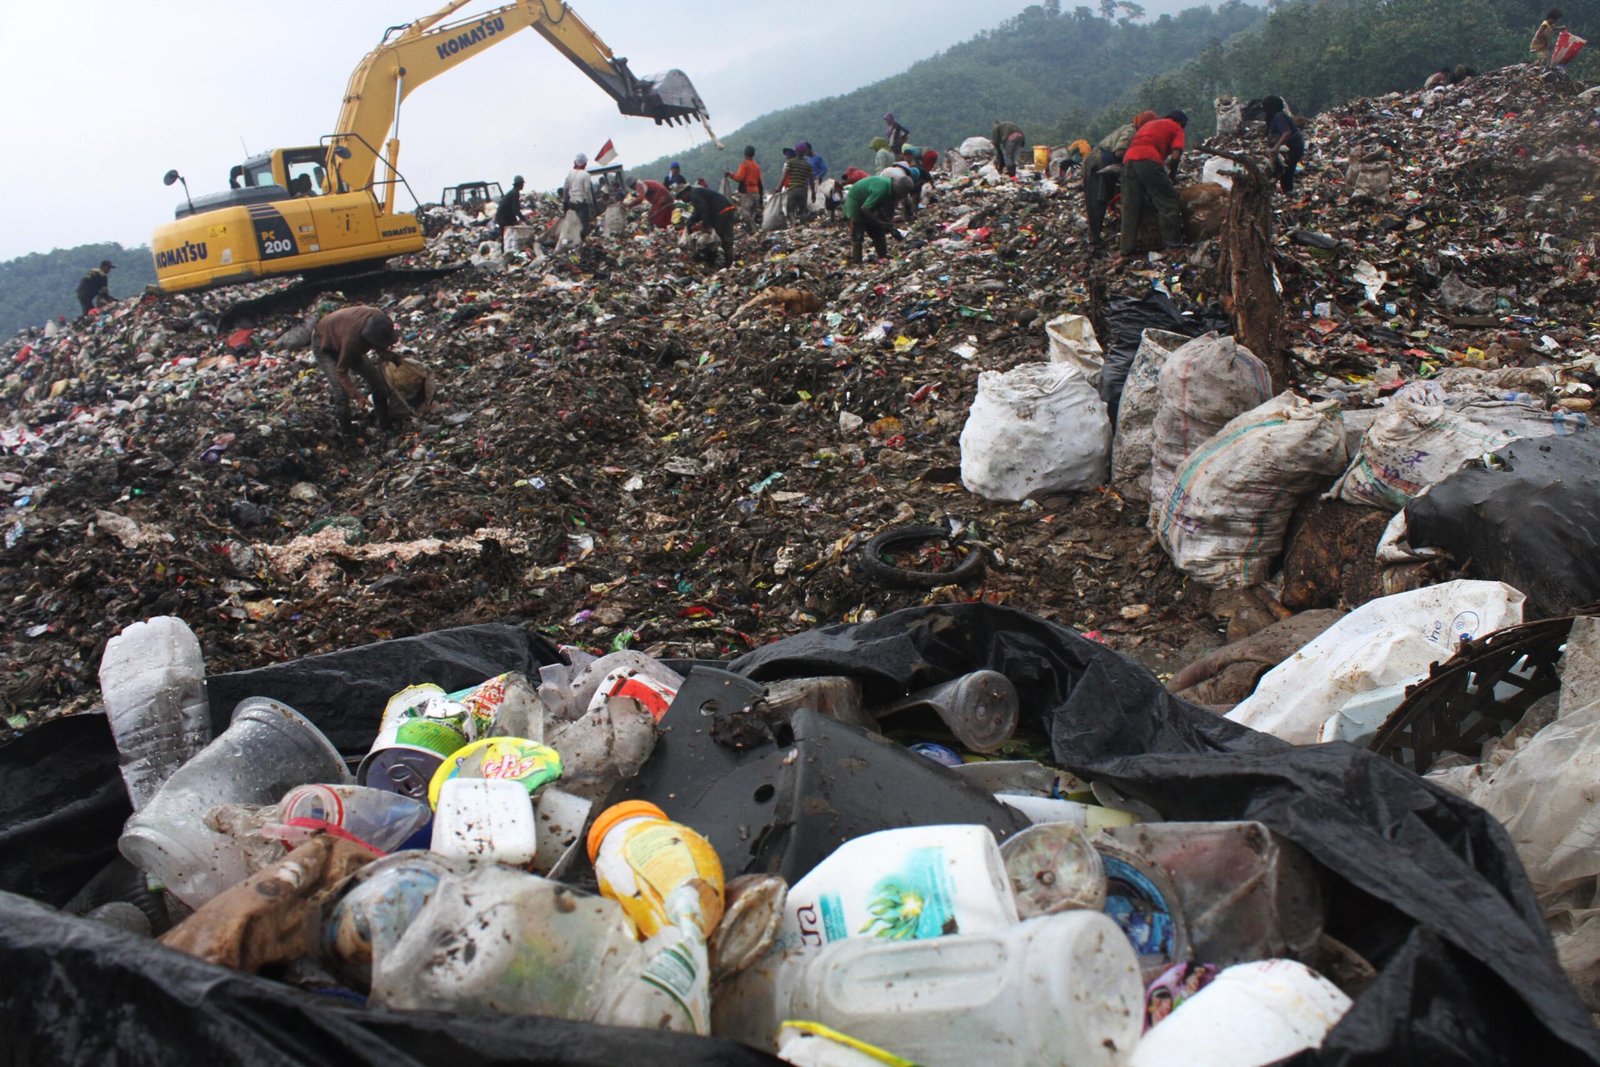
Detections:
[151, 1, 709, 292]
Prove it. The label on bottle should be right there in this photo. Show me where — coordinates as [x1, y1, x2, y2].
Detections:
[818, 846, 958, 944]
[1101, 855, 1178, 960]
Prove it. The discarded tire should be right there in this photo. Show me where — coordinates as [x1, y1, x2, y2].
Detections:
[860, 525, 987, 589]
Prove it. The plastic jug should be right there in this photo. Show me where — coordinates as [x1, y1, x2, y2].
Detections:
[99, 616, 211, 811]
[788, 910, 1144, 1067]
[431, 778, 537, 866]
[277, 784, 432, 852]
[714, 824, 1019, 1050]
[118, 696, 350, 907]
[781, 824, 1017, 953]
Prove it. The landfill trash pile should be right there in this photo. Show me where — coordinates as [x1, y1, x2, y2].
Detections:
[6, 60, 1600, 1062]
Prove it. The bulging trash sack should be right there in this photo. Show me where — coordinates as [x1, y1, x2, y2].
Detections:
[958, 136, 996, 160]
[118, 696, 351, 908]
[1227, 579, 1527, 745]
[1110, 329, 1192, 502]
[762, 192, 788, 231]
[959, 362, 1111, 501]
[1045, 314, 1104, 385]
[1130, 960, 1353, 1067]
[786, 910, 1144, 1067]
[1155, 393, 1350, 588]
[1147, 334, 1273, 524]
[1332, 397, 1580, 512]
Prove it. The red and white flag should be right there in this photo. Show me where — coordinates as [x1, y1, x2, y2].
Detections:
[594, 139, 618, 166]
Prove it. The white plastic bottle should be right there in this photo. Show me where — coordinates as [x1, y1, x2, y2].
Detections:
[788, 910, 1143, 1067]
[781, 824, 1018, 952]
[714, 824, 1019, 1049]
[99, 616, 211, 810]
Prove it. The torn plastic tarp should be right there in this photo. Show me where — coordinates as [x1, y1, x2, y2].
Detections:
[1099, 291, 1229, 421]
[2, 609, 1597, 1065]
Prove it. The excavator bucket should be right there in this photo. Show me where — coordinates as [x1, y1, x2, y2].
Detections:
[628, 68, 708, 126]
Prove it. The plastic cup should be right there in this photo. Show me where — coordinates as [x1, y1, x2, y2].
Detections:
[118, 696, 351, 908]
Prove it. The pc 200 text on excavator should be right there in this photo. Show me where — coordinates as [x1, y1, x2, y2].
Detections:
[150, 0, 709, 293]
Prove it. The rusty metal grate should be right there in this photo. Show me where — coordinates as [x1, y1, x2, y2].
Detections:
[1370, 615, 1577, 775]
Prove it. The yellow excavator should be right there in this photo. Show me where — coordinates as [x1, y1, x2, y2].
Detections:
[151, 0, 709, 292]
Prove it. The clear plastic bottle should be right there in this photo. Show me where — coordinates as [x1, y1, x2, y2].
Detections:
[99, 616, 211, 811]
[787, 910, 1144, 1067]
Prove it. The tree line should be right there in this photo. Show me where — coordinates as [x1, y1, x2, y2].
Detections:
[0, 244, 157, 340]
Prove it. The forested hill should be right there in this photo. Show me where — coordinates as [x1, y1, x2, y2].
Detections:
[637, 2, 1267, 185]
[0, 244, 157, 339]
[1116, 0, 1600, 134]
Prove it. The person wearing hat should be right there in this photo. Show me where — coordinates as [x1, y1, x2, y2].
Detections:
[780, 144, 815, 223]
[1118, 109, 1189, 259]
[626, 178, 676, 229]
[723, 145, 765, 230]
[493, 175, 525, 237]
[991, 119, 1026, 177]
[76, 260, 115, 316]
[1083, 110, 1157, 250]
[663, 161, 688, 190]
[562, 154, 596, 239]
[675, 183, 738, 270]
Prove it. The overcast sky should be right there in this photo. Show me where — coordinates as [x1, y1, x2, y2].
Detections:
[0, 0, 1202, 261]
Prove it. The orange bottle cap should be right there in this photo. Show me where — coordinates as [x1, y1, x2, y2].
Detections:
[586, 799, 668, 861]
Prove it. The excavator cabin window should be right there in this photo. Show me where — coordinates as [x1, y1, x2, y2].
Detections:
[285, 156, 327, 197]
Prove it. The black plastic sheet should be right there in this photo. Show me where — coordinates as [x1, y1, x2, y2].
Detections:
[3, 609, 1597, 1064]
[1100, 291, 1229, 420]
[1405, 433, 1600, 619]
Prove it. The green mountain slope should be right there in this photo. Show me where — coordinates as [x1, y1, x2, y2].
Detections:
[0, 244, 157, 339]
[1111, 0, 1600, 133]
[640, 2, 1267, 184]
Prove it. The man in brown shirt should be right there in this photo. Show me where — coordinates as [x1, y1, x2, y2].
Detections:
[312, 305, 409, 434]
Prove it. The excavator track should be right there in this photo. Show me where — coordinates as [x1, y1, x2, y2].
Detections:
[217, 263, 464, 329]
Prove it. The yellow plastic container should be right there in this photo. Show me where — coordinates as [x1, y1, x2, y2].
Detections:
[1033, 144, 1051, 171]
[587, 800, 725, 939]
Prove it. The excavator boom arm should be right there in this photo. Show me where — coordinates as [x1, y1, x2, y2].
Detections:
[330, 0, 708, 191]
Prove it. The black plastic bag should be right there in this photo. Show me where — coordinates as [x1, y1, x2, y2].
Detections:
[1100, 290, 1229, 420]
[1405, 433, 1600, 618]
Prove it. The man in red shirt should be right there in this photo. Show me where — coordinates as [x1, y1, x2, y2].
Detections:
[723, 145, 765, 230]
[629, 179, 676, 229]
[1119, 109, 1189, 258]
